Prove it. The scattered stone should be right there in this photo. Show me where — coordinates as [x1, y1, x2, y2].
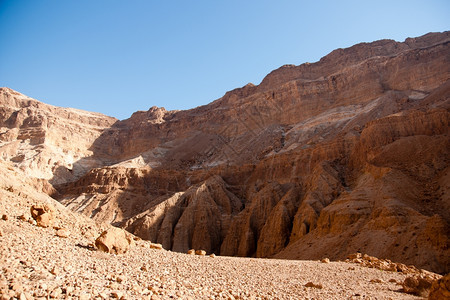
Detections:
[116, 275, 127, 283]
[111, 291, 123, 299]
[149, 285, 159, 293]
[195, 250, 206, 256]
[49, 266, 59, 275]
[55, 228, 70, 238]
[150, 243, 163, 250]
[79, 293, 91, 300]
[428, 273, 450, 300]
[187, 249, 195, 255]
[109, 282, 120, 290]
[347, 253, 362, 260]
[370, 279, 382, 283]
[140, 265, 148, 271]
[95, 227, 133, 254]
[18, 214, 29, 221]
[50, 287, 62, 298]
[18, 292, 27, 300]
[1, 214, 8, 220]
[30, 204, 55, 228]
[321, 258, 330, 263]
[10, 282, 23, 293]
[209, 253, 216, 258]
[304, 282, 323, 289]
[347, 252, 421, 274]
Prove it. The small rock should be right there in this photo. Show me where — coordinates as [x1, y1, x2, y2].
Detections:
[18, 214, 29, 221]
[111, 291, 123, 299]
[149, 285, 159, 293]
[305, 282, 323, 289]
[321, 258, 330, 263]
[10, 282, 23, 293]
[116, 275, 127, 283]
[79, 293, 91, 300]
[187, 249, 195, 255]
[150, 243, 163, 250]
[195, 250, 206, 256]
[109, 282, 120, 290]
[50, 287, 62, 298]
[49, 266, 59, 275]
[347, 253, 362, 260]
[140, 265, 148, 271]
[56, 228, 70, 238]
[396, 263, 409, 273]
[370, 279, 382, 283]
[1, 214, 8, 221]
[209, 253, 216, 258]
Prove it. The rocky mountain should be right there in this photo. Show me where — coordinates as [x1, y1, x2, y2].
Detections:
[0, 31, 449, 274]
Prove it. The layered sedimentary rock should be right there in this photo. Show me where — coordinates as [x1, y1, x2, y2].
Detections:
[1, 31, 449, 273]
[0, 87, 116, 185]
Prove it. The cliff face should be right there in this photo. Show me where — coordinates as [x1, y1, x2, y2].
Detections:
[0, 87, 117, 186]
[1, 31, 449, 273]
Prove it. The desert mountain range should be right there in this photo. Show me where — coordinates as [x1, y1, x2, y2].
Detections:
[1, 30, 449, 280]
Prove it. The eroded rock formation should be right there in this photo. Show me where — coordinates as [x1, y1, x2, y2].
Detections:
[1, 31, 449, 273]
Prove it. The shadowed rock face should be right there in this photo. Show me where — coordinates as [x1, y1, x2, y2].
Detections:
[1, 31, 449, 274]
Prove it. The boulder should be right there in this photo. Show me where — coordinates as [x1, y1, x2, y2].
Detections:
[402, 275, 434, 296]
[30, 204, 55, 228]
[95, 227, 133, 254]
[428, 274, 450, 300]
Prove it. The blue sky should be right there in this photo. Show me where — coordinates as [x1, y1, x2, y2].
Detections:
[0, 1, 448, 120]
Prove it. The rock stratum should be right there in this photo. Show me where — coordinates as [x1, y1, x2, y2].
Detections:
[1, 31, 449, 275]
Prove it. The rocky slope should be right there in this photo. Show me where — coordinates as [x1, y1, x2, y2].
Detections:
[0, 31, 449, 275]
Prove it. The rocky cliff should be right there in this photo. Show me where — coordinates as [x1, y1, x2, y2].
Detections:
[1, 31, 449, 274]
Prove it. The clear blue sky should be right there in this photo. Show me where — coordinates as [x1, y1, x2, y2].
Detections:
[0, 0, 448, 120]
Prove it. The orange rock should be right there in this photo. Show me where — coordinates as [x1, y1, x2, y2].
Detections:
[95, 227, 133, 254]
[428, 274, 450, 300]
[30, 204, 55, 228]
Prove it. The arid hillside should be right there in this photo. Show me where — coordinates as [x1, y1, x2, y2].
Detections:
[0, 31, 449, 275]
